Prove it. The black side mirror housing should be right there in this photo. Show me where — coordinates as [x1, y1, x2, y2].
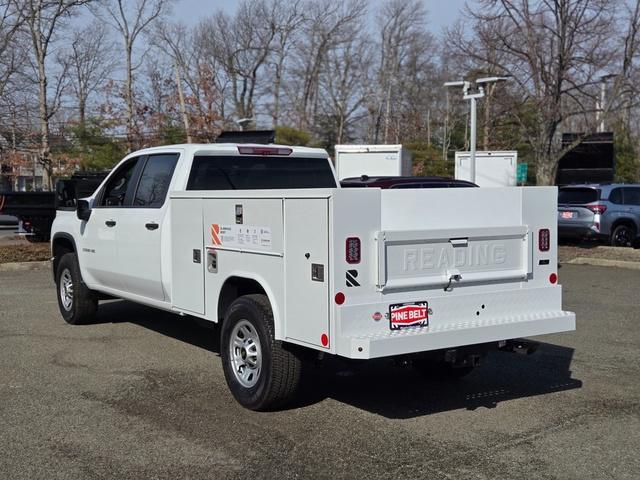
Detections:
[77, 199, 92, 221]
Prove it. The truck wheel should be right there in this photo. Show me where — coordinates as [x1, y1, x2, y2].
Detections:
[56, 253, 98, 325]
[221, 294, 302, 411]
[610, 224, 636, 247]
[413, 360, 474, 381]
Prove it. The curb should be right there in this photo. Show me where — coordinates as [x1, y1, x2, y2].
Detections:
[565, 257, 640, 270]
[0, 261, 50, 272]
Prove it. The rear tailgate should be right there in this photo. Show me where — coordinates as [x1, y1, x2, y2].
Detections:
[376, 226, 530, 291]
[329, 187, 575, 359]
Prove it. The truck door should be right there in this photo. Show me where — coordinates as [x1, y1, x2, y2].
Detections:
[80, 157, 141, 290]
[116, 153, 179, 301]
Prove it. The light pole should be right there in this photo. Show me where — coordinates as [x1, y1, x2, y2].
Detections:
[597, 74, 616, 133]
[444, 76, 509, 183]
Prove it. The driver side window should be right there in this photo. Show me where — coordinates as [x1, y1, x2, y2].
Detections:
[100, 158, 139, 207]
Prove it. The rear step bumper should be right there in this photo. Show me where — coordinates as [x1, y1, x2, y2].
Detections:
[342, 311, 575, 359]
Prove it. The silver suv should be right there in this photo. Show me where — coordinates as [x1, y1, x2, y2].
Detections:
[558, 184, 640, 247]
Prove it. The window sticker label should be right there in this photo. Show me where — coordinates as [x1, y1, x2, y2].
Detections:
[210, 224, 272, 249]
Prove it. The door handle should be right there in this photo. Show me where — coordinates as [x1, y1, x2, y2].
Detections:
[105, 220, 116, 227]
[145, 222, 159, 231]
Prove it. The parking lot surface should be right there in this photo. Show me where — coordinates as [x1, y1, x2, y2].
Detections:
[1, 264, 638, 479]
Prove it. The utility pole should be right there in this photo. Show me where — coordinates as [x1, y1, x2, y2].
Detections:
[444, 76, 509, 183]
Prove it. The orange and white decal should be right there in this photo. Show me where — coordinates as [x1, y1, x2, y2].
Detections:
[210, 223, 222, 245]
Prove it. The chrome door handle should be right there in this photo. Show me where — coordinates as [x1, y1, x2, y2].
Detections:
[105, 220, 116, 227]
[145, 222, 159, 231]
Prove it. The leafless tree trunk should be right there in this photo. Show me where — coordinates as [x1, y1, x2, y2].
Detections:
[94, 0, 166, 150]
[18, 0, 85, 190]
[173, 61, 191, 143]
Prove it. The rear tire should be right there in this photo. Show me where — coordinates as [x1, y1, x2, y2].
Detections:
[56, 253, 98, 325]
[221, 294, 303, 410]
[610, 224, 636, 248]
[413, 360, 474, 380]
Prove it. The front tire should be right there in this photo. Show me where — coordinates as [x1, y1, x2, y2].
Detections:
[221, 294, 302, 411]
[56, 253, 98, 325]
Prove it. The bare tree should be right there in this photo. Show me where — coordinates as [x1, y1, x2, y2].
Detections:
[290, 0, 367, 130]
[0, 1, 24, 99]
[373, 0, 429, 143]
[207, 0, 278, 126]
[17, 0, 87, 189]
[456, 0, 618, 185]
[316, 34, 369, 145]
[93, 0, 167, 150]
[266, 0, 304, 127]
[68, 20, 116, 127]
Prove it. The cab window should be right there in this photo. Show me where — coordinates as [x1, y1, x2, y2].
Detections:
[100, 158, 139, 207]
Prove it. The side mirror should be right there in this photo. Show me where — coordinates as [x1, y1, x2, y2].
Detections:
[77, 199, 92, 221]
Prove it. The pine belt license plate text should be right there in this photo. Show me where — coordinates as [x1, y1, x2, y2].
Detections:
[389, 301, 429, 330]
[560, 211, 575, 219]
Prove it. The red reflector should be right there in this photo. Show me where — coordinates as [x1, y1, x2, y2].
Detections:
[549, 273, 558, 284]
[335, 292, 345, 305]
[321, 333, 329, 347]
[538, 229, 550, 252]
[345, 237, 361, 264]
[586, 204, 607, 215]
[237, 146, 292, 156]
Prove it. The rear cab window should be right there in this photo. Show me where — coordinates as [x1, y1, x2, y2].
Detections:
[558, 188, 600, 205]
[186, 155, 337, 190]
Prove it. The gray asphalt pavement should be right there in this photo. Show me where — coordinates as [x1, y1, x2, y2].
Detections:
[1, 264, 638, 479]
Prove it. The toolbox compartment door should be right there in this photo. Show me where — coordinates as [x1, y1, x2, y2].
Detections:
[376, 226, 531, 291]
[284, 198, 330, 347]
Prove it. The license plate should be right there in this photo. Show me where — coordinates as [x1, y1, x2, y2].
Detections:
[560, 211, 575, 219]
[389, 301, 429, 330]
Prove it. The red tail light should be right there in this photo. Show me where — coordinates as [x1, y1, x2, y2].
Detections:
[345, 237, 361, 264]
[538, 229, 550, 252]
[586, 204, 607, 215]
[237, 146, 292, 156]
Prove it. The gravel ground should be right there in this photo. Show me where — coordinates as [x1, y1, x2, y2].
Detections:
[558, 245, 640, 264]
[1, 264, 639, 479]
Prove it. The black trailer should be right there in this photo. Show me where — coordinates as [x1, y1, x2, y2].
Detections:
[0, 171, 109, 241]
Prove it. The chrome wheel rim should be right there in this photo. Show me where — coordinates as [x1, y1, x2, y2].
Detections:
[229, 320, 262, 388]
[59, 268, 73, 311]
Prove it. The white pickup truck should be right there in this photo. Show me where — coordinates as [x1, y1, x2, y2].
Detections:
[51, 143, 575, 410]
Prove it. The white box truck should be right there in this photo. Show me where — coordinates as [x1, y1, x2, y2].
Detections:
[455, 151, 518, 187]
[51, 143, 575, 410]
[335, 144, 412, 180]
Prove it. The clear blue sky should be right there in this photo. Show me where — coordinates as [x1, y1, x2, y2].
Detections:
[172, 0, 470, 33]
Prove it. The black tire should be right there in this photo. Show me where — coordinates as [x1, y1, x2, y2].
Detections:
[610, 224, 636, 248]
[220, 294, 303, 411]
[56, 252, 98, 325]
[413, 360, 474, 381]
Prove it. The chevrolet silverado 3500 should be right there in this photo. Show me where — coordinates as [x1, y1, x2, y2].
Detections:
[51, 144, 576, 410]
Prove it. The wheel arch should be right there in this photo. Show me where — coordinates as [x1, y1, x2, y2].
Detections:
[51, 233, 77, 280]
[217, 274, 283, 339]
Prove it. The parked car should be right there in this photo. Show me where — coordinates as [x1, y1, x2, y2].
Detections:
[557, 184, 640, 247]
[340, 175, 478, 189]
